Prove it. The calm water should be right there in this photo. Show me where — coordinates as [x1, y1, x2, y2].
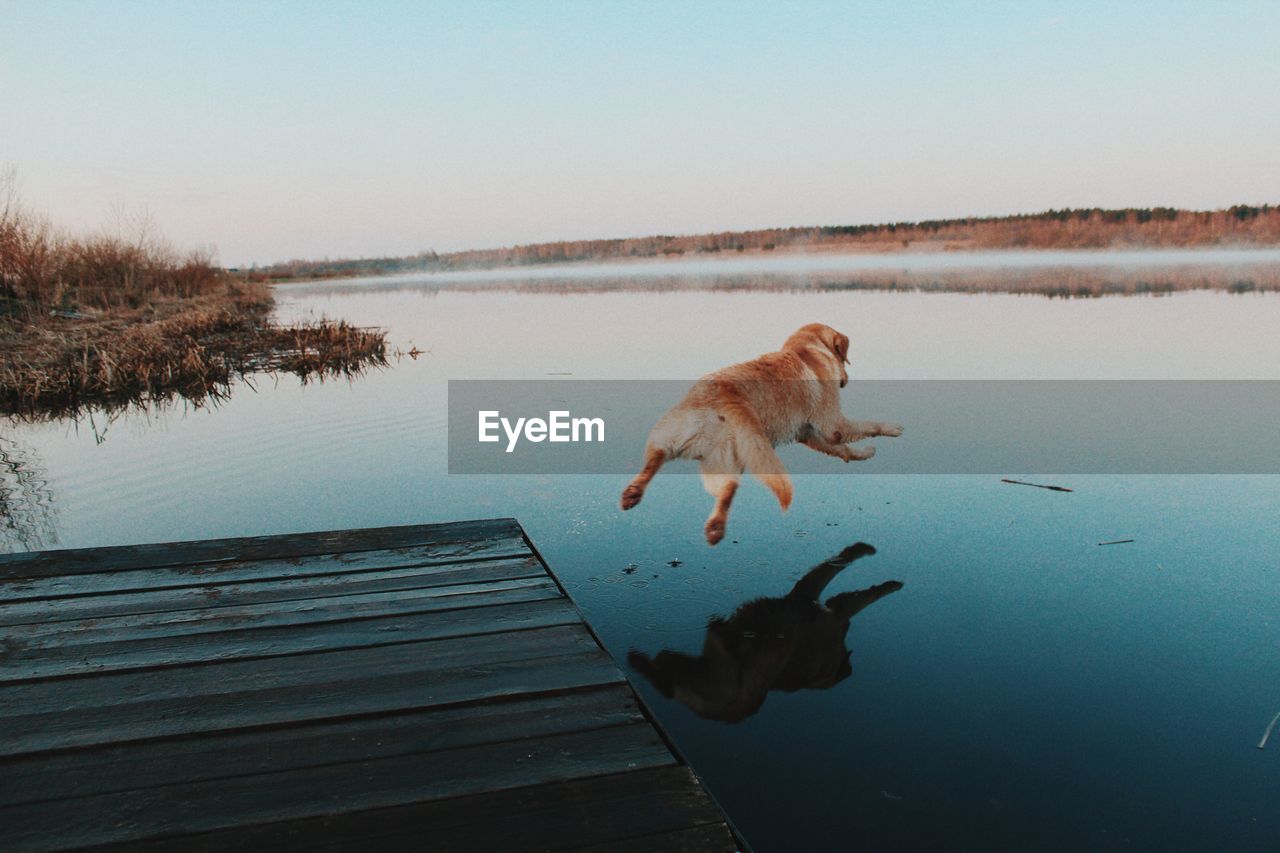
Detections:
[4, 255, 1280, 851]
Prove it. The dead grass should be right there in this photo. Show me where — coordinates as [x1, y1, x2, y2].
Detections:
[0, 188, 387, 419]
[0, 288, 388, 418]
[0, 278, 387, 418]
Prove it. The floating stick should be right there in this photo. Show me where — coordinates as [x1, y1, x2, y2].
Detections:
[1001, 478, 1074, 492]
[1260, 711, 1280, 750]
[1098, 539, 1135, 546]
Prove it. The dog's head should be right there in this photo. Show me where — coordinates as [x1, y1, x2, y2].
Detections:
[785, 323, 850, 387]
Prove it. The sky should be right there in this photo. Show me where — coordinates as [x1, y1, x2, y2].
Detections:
[3, 1, 1279, 267]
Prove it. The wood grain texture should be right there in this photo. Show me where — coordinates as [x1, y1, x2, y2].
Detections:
[0, 518, 526, 580]
[0, 554, 545, 626]
[2, 724, 677, 849]
[0, 519, 745, 852]
[0, 538, 533, 604]
[0, 685, 644, 807]
[2, 591, 577, 682]
[109, 767, 736, 853]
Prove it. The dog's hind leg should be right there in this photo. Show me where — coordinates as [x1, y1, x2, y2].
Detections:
[704, 478, 738, 546]
[621, 446, 666, 510]
[721, 399, 793, 510]
[700, 466, 740, 546]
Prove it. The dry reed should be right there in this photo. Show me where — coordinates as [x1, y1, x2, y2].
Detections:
[1, 185, 388, 419]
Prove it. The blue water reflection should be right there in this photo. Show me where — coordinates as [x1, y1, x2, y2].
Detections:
[4, 267, 1279, 850]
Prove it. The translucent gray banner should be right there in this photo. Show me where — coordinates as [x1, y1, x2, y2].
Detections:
[447, 380, 1280, 474]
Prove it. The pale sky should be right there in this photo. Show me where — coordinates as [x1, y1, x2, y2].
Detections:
[3, 1, 1279, 267]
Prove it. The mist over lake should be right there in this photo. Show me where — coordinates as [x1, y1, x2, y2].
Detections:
[5, 255, 1279, 851]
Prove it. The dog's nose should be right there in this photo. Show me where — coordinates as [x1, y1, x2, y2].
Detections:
[839, 378, 848, 388]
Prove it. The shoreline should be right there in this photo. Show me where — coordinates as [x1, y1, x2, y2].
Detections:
[247, 203, 1280, 283]
[0, 281, 388, 420]
[265, 246, 1280, 300]
[258, 241, 1280, 287]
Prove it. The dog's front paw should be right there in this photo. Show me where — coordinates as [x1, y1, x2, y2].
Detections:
[849, 445, 876, 461]
[878, 423, 904, 437]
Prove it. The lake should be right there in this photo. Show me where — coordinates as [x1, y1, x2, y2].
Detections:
[4, 251, 1279, 851]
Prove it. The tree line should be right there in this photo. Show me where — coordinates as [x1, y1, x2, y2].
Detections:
[249, 204, 1280, 281]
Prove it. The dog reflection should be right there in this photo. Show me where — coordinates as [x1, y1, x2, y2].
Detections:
[627, 543, 901, 723]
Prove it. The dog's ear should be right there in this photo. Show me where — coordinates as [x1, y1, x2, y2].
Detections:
[834, 332, 850, 365]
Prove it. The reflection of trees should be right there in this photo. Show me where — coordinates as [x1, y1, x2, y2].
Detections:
[0, 434, 57, 551]
[285, 266, 1280, 300]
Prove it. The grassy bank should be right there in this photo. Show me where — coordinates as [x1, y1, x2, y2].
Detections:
[1, 192, 387, 418]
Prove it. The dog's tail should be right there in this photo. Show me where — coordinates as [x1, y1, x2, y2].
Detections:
[722, 399, 793, 510]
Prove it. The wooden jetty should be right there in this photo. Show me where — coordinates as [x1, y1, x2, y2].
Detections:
[0, 518, 742, 851]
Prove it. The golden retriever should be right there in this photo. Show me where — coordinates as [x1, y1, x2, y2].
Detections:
[620, 323, 902, 544]
[627, 542, 902, 722]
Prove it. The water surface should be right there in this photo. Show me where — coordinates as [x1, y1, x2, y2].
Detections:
[5, 257, 1280, 851]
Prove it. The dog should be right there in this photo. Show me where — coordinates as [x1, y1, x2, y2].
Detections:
[620, 323, 902, 544]
[627, 543, 902, 722]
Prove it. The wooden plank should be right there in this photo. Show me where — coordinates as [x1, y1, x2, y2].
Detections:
[1, 623, 600, 716]
[0, 518, 525, 580]
[0, 724, 676, 850]
[0, 684, 643, 807]
[3, 575, 558, 649]
[0, 555, 546, 627]
[2, 592, 579, 682]
[0, 629, 624, 755]
[0, 540, 534, 606]
[112, 767, 733, 853]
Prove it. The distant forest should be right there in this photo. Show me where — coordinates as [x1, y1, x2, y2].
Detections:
[246, 204, 1280, 282]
